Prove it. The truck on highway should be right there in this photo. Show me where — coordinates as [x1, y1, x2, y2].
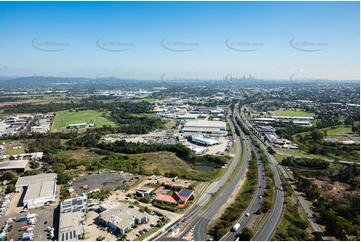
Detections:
[231, 223, 240, 232]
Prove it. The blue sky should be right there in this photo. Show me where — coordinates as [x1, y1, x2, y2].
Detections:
[0, 1, 359, 80]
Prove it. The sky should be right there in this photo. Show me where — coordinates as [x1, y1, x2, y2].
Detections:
[0, 1, 359, 80]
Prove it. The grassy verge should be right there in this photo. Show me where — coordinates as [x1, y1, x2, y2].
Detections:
[208, 150, 258, 239]
[274, 153, 287, 163]
[254, 139, 275, 214]
[272, 168, 313, 240]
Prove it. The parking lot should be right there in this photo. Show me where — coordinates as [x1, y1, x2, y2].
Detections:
[72, 171, 145, 194]
[0, 207, 57, 241]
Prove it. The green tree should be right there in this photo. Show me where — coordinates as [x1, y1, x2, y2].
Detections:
[7, 183, 16, 193]
[239, 227, 255, 240]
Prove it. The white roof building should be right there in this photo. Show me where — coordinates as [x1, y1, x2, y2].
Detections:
[99, 203, 148, 235]
[15, 173, 57, 209]
[0, 159, 29, 172]
[182, 120, 227, 135]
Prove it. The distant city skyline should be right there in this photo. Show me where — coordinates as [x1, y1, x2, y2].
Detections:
[0, 1, 359, 80]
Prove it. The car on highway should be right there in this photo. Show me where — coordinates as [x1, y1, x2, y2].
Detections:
[259, 195, 262, 199]
[245, 213, 250, 217]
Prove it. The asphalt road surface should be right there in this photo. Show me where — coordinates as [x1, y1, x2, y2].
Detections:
[240, 106, 328, 240]
[154, 107, 245, 241]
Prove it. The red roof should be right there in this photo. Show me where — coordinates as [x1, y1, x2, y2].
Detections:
[154, 186, 165, 194]
[155, 194, 177, 204]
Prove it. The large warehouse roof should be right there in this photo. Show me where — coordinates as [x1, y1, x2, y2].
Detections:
[0, 159, 28, 171]
[184, 120, 227, 129]
[15, 173, 57, 202]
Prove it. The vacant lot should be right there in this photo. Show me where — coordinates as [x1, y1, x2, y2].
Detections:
[1, 140, 26, 155]
[274, 108, 314, 117]
[51, 110, 117, 132]
[72, 171, 143, 194]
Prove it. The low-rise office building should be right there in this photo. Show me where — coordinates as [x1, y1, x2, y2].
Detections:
[99, 203, 147, 235]
[59, 195, 87, 241]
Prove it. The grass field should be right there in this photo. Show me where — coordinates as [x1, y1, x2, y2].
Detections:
[274, 108, 314, 117]
[51, 110, 117, 132]
[324, 125, 353, 136]
[164, 120, 176, 129]
[0, 140, 26, 155]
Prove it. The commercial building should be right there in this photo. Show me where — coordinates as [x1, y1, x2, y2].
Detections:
[154, 188, 194, 206]
[0, 159, 29, 173]
[176, 113, 198, 120]
[182, 120, 227, 135]
[15, 173, 57, 209]
[154, 194, 177, 205]
[99, 203, 148, 235]
[1, 152, 43, 160]
[59, 195, 87, 241]
[271, 116, 314, 121]
[99, 200, 121, 212]
[136, 187, 154, 197]
[68, 123, 88, 129]
[190, 136, 221, 146]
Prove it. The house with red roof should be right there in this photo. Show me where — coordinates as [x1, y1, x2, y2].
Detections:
[154, 188, 194, 206]
[154, 194, 177, 205]
[153, 186, 165, 196]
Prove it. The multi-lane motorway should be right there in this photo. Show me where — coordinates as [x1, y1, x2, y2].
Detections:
[233, 103, 285, 241]
[239, 105, 328, 240]
[153, 105, 246, 241]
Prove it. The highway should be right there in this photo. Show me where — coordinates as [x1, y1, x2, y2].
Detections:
[153, 105, 246, 241]
[191, 105, 250, 241]
[234, 105, 285, 241]
[221, 143, 266, 241]
[239, 105, 328, 240]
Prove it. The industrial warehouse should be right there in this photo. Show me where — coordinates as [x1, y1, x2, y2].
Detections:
[190, 136, 221, 146]
[181, 120, 227, 135]
[15, 173, 57, 209]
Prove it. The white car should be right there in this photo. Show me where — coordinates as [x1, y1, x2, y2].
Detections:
[245, 213, 250, 217]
